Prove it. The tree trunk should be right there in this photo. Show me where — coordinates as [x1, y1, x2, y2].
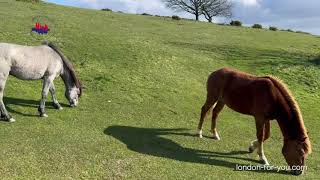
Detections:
[208, 17, 212, 23]
[195, 14, 199, 21]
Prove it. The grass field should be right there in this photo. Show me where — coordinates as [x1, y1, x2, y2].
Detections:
[0, 0, 320, 179]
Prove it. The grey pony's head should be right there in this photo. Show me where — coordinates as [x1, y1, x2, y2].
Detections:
[65, 85, 81, 107]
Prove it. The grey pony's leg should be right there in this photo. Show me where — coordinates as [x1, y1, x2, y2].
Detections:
[49, 82, 63, 110]
[0, 88, 12, 121]
[38, 76, 54, 117]
[0, 75, 15, 122]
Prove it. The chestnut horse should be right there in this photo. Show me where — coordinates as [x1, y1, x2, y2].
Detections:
[198, 68, 312, 175]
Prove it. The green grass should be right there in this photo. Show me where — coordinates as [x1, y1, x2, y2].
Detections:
[0, 0, 320, 179]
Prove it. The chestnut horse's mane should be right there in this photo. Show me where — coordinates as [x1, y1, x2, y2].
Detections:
[266, 76, 303, 124]
[265, 76, 311, 154]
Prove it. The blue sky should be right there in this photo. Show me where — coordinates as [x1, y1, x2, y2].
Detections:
[45, 0, 320, 35]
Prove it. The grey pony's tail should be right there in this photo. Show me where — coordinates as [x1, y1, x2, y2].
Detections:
[42, 41, 82, 97]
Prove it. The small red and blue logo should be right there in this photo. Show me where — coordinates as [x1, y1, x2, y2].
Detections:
[32, 22, 50, 34]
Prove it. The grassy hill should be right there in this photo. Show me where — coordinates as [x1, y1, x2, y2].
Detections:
[0, 0, 320, 179]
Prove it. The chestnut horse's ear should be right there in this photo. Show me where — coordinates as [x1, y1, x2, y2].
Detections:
[300, 137, 307, 142]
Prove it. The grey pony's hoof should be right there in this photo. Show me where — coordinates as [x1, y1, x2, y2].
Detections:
[53, 103, 63, 110]
[8, 118, 16, 123]
[1, 115, 15, 123]
[40, 113, 48, 118]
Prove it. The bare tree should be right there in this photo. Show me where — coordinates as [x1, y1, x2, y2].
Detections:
[163, 0, 206, 21]
[202, 0, 233, 23]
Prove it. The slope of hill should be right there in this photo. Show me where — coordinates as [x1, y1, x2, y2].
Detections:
[0, 0, 319, 179]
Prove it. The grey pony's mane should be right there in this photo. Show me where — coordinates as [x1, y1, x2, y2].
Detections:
[42, 41, 82, 97]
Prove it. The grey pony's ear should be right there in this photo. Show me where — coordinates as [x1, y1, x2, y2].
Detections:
[79, 81, 86, 90]
[42, 40, 50, 45]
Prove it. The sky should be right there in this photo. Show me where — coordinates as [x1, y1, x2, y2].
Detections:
[45, 0, 320, 35]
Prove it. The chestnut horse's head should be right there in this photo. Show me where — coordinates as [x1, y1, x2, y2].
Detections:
[282, 137, 312, 175]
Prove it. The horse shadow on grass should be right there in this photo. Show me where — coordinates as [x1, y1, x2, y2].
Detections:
[104, 126, 290, 175]
[2, 96, 68, 117]
[309, 56, 320, 66]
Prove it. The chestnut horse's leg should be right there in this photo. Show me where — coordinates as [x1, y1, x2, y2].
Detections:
[211, 101, 225, 140]
[198, 95, 217, 138]
[249, 121, 270, 152]
[264, 121, 271, 141]
[254, 118, 269, 165]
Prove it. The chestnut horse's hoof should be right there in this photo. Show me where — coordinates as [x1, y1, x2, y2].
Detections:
[292, 170, 303, 176]
[248, 146, 255, 153]
[258, 159, 269, 165]
[212, 132, 221, 140]
[197, 129, 203, 138]
[248, 140, 258, 153]
[212, 136, 221, 140]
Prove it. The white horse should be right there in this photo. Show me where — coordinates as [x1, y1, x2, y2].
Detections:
[0, 41, 82, 122]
